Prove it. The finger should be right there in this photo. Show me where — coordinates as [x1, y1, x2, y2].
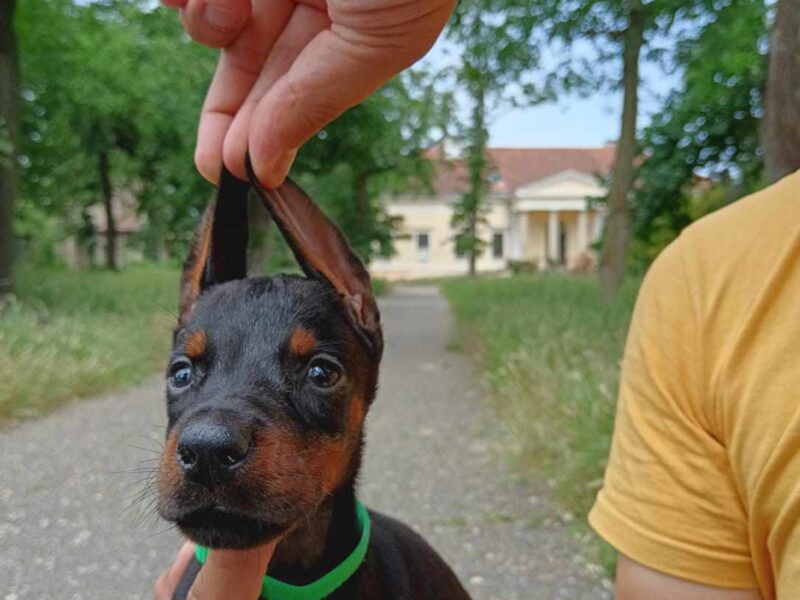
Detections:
[195, 0, 295, 182]
[222, 3, 329, 179]
[154, 542, 196, 600]
[187, 542, 277, 600]
[247, 32, 390, 187]
[247, 0, 454, 187]
[180, 0, 251, 49]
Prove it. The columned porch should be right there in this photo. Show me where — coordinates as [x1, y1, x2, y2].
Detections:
[508, 199, 603, 270]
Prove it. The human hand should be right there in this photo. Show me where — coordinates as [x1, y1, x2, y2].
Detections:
[160, 0, 455, 188]
[154, 541, 277, 600]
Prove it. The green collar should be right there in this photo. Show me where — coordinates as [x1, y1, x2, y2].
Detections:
[194, 500, 371, 600]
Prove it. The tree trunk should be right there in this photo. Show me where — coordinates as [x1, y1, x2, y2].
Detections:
[467, 219, 478, 275]
[763, 0, 800, 183]
[98, 151, 118, 270]
[0, 0, 19, 297]
[466, 84, 488, 276]
[598, 0, 644, 299]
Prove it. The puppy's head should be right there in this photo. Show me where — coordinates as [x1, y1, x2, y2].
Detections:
[156, 167, 382, 549]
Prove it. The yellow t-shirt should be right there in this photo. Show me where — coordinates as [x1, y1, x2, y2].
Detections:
[589, 170, 800, 598]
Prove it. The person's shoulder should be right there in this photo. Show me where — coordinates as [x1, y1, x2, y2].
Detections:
[650, 170, 800, 329]
[677, 170, 800, 267]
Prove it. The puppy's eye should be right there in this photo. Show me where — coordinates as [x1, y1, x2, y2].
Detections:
[306, 358, 343, 389]
[169, 361, 193, 390]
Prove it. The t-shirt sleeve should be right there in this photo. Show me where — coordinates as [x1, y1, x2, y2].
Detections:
[588, 235, 757, 588]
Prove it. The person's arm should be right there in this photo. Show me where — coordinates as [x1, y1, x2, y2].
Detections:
[617, 555, 763, 600]
[589, 236, 762, 594]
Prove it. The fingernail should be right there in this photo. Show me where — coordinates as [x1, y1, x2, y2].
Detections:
[204, 3, 241, 30]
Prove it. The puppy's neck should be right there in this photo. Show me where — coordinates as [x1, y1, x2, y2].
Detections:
[267, 483, 361, 585]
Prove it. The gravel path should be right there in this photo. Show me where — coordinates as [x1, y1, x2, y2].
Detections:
[0, 285, 610, 599]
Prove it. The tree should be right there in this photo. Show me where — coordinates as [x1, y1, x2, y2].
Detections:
[763, 0, 800, 182]
[598, 0, 643, 298]
[631, 0, 768, 266]
[445, 1, 543, 275]
[17, 0, 216, 268]
[18, 0, 140, 269]
[294, 72, 450, 263]
[17, 0, 439, 272]
[535, 0, 713, 296]
[0, 0, 19, 296]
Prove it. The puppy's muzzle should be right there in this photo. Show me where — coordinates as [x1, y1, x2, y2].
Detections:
[176, 416, 251, 489]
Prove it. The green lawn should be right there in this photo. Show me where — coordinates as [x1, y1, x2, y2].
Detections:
[441, 274, 640, 571]
[0, 264, 179, 420]
[0, 265, 388, 422]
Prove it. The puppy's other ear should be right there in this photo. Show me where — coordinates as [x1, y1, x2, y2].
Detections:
[247, 163, 382, 354]
[178, 168, 250, 326]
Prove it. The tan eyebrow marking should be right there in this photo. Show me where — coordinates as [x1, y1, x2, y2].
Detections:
[289, 328, 316, 355]
[185, 330, 207, 359]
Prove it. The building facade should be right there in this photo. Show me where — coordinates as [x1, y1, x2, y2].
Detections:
[370, 145, 615, 280]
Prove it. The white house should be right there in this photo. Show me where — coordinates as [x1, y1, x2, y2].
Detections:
[370, 145, 615, 280]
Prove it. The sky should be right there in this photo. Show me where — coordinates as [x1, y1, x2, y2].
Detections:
[488, 61, 679, 148]
[422, 38, 681, 149]
[488, 94, 623, 148]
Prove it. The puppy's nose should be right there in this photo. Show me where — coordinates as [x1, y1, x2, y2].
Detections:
[176, 418, 251, 488]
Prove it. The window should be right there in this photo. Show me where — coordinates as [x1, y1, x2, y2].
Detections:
[492, 231, 504, 259]
[415, 231, 430, 262]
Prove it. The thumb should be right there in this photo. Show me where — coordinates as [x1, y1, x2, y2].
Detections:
[187, 542, 277, 600]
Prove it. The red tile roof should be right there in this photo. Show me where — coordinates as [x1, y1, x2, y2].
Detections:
[427, 145, 616, 196]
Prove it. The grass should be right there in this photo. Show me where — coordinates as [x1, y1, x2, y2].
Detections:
[441, 273, 640, 572]
[0, 265, 389, 422]
[0, 264, 179, 421]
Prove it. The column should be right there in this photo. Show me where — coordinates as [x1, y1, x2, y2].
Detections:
[577, 210, 588, 253]
[547, 211, 559, 264]
[507, 206, 519, 260]
[517, 212, 528, 260]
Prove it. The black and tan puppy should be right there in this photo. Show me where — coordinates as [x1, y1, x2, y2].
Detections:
[157, 163, 470, 599]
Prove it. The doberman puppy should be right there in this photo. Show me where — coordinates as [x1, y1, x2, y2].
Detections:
[158, 162, 471, 599]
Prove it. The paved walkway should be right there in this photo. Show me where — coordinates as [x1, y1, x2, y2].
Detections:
[0, 285, 610, 599]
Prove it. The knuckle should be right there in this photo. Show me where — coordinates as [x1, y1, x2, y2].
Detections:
[279, 79, 337, 140]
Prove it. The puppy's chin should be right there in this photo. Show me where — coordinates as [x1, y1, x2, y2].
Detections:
[173, 507, 289, 549]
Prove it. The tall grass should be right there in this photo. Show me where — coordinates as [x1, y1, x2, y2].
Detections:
[441, 274, 639, 569]
[0, 265, 179, 420]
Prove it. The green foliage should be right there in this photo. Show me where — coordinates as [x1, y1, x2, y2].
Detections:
[444, 1, 544, 271]
[0, 264, 177, 420]
[294, 73, 450, 262]
[535, 0, 715, 92]
[17, 0, 445, 266]
[442, 274, 640, 573]
[17, 0, 216, 261]
[631, 0, 768, 265]
[506, 259, 538, 275]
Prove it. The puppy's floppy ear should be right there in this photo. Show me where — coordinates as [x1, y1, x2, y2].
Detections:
[178, 168, 250, 326]
[246, 160, 382, 354]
